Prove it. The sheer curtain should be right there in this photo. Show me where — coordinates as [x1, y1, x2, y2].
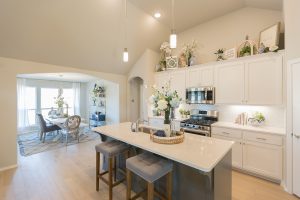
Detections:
[73, 82, 81, 115]
[17, 78, 29, 130]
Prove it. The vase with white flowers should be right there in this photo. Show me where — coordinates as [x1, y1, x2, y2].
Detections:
[54, 88, 65, 117]
[150, 82, 181, 136]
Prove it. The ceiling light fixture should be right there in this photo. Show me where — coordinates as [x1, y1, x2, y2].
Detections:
[154, 12, 161, 18]
[123, 0, 129, 62]
[169, 0, 177, 49]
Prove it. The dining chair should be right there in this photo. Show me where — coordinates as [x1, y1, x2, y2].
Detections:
[36, 114, 62, 143]
[62, 115, 81, 145]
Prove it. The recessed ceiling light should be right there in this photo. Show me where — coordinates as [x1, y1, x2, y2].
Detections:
[154, 12, 161, 18]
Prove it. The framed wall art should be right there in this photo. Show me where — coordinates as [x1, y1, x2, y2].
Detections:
[259, 22, 280, 48]
[166, 56, 178, 70]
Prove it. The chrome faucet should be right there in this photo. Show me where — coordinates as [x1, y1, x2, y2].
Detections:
[131, 119, 148, 132]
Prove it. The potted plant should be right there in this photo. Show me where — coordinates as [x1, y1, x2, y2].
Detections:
[182, 40, 197, 66]
[214, 48, 225, 61]
[157, 42, 171, 71]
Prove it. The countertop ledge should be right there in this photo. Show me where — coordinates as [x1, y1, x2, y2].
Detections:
[212, 122, 286, 136]
[93, 122, 234, 172]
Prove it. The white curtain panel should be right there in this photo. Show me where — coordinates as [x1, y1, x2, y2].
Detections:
[17, 78, 29, 130]
[73, 82, 81, 115]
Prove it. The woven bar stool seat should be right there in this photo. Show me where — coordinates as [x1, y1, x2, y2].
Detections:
[95, 140, 130, 200]
[126, 152, 173, 200]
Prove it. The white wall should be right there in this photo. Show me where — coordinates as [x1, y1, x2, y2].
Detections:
[127, 49, 159, 121]
[173, 7, 283, 64]
[284, 0, 300, 60]
[0, 57, 127, 170]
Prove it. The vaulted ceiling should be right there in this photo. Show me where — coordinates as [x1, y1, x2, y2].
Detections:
[0, 0, 282, 75]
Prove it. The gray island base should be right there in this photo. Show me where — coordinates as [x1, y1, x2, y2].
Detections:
[95, 123, 233, 200]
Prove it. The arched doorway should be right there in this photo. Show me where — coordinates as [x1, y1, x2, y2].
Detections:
[129, 77, 144, 122]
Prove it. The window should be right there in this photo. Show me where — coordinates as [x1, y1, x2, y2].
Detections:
[40, 88, 74, 117]
[25, 87, 37, 126]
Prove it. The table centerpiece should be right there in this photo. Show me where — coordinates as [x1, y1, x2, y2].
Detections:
[150, 82, 181, 137]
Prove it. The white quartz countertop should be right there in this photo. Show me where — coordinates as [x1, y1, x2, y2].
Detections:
[93, 122, 234, 172]
[212, 122, 286, 136]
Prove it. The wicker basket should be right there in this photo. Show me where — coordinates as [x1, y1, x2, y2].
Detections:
[150, 129, 184, 144]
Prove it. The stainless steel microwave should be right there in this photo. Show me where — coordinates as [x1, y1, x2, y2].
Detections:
[186, 87, 215, 104]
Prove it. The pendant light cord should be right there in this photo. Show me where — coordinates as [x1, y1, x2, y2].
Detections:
[171, 0, 174, 31]
[124, 0, 127, 46]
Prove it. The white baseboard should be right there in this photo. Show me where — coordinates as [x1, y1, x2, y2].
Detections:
[0, 164, 18, 172]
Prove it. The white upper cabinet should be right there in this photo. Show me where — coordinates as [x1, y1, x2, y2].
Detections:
[170, 69, 186, 99]
[185, 68, 201, 88]
[154, 52, 284, 106]
[245, 56, 283, 105]
[186, 66, 214, 88]
[154, 71, 170, 89]
[215, 62, 245, 104]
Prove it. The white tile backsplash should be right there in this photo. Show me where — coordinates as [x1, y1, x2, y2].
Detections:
[177, 104, 286, 128]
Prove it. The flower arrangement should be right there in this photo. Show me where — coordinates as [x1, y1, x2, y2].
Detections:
[149, 81, 181, 124]
[54, 88, 65, 108]
[158, 42, 172, 71]
[181, 40, 197, 66]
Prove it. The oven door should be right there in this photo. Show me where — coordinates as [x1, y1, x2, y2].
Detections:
[186, 87, 215, 104]
[182, 127, 211, 137]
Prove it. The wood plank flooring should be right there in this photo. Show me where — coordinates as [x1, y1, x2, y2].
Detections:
[0, 139, 299, 200]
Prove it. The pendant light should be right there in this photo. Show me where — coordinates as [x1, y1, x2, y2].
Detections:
[123, 48, 129, 62]
[123, 0, 129, 62]
[170, 0, 177, 49]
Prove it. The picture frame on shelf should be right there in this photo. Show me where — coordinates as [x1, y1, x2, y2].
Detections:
[259, 22, 280, 48]
[166, 56, 178, 70]
[224, 48, 237, 60]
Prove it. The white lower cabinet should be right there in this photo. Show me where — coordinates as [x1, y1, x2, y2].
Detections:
[211, 127, 283, 181]
[212, 134, 243, 168]
[242, 141, 282, 180]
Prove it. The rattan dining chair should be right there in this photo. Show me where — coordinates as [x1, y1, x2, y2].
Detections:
[62, 115, 81, 145]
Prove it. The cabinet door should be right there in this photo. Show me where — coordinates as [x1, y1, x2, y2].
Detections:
[245, 55, 283, 105]
[212, 134, 243, 169]
[154, 72, 170, 89]
[199, 66, 214, 86]
[215, 62, 245, 104]
[170, 70, 186, 99]
[185, 68, 201, 88]
[243, 141, 282, 180]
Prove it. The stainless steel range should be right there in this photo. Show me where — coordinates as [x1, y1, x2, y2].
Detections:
[180, 110, 218, 137]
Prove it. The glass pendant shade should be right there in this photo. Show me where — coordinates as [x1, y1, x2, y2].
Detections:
[170, 31, 177, 49]
[123, 48, 129, 62]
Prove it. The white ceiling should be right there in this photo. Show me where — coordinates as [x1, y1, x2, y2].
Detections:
[0, 0, 282, 75]
[18, 73, 98, 82]
[129, 0, 282, 32]
[0, 0, 169, 74]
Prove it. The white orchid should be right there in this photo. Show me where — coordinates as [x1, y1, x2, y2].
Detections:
[170, 97, 180, 108]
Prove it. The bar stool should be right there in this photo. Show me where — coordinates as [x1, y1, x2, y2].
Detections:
[95, 140, 130, 200]
[126, 152, 173, 200]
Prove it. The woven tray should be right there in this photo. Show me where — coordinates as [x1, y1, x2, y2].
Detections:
[150, 129, 184, 144]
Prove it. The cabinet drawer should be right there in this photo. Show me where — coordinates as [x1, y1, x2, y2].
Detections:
[243, 131, 283, 146]
[211, 127, 242, 139]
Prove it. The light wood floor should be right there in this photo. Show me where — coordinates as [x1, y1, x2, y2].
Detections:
[0, 139, 299, 200]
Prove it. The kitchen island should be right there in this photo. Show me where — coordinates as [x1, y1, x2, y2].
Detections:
[93, 122, 234, 200]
